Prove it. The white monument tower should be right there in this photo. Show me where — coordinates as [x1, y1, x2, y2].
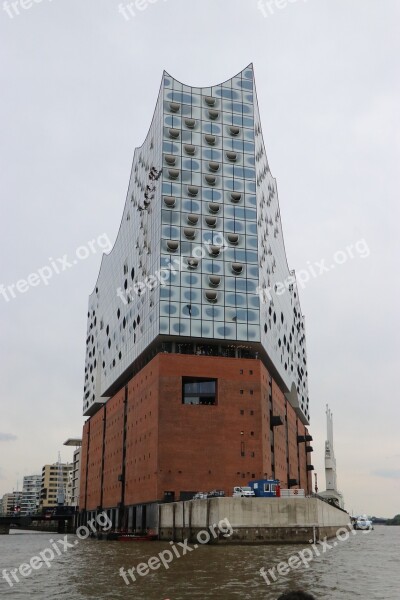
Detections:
[319, 404, 344, 508]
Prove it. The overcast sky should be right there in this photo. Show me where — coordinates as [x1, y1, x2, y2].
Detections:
[0, 0, 399, 517]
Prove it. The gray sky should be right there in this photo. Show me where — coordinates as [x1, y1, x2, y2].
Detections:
[0, 0, 399, 517]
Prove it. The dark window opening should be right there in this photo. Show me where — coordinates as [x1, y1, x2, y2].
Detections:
[182, 377, 217, 405]
[240, 441, 245, 457]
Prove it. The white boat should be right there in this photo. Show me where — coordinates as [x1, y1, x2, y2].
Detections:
[353, 515, 373, 530]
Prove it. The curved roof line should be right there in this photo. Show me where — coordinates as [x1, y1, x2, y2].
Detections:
[163, 63, 254, 89]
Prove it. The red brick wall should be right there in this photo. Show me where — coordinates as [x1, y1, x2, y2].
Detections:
[102, 389, 125, 508]
[124, 361, 159, 505]
[287, 407, 299, 484]
[79, 420, 89, 509]
[85, 407, 105, 511]
[271, 381, 287, 483]
[81, 353, 313, 508]
[157, 354, 264, 500]
[260, 365, 273, 478]
[297, 421, 313, 493]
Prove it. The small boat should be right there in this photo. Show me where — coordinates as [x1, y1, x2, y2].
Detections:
[117, 531, 157, 542]
[353, 515, 373, 530]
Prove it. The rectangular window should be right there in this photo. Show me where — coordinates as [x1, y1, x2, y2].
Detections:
[182, 377, 217, 405]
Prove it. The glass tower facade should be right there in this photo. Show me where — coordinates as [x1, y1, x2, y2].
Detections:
[83, 65, 310, 425]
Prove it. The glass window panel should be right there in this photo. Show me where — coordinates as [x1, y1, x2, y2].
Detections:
[191, 320, 202, 336]
[182, 199, 201, 212]
[189, 133, 202, 146]
[245, 280, 258, 293]
[232, 114, 244, 127]
[237, 79, 253, 91]
[244, 154, 255, 167]
[201, 322, 212, 336]
[213, 322, 227, 339]
[246, 237, 258, 250]
[247, 309, 259, 322]
[182, 303, 201, 319]
[160, 286, 180, 300]
[182, 159, 201, 171]
[246, 222, 257, 234]
[199, 381, 215, 393]
[166, 91, 193, 104]
[162, 225, 180, 238]
[202, 305, 224, 320]
[243, 117, 254, 128]
[222, 113, 235, 126]
[211, 86, 222, 97]
[162, 210, 180, 224]
[160, 301, 178, 316]
[202, 148, 223, 161]
[202, 259, 222, 274]
[181, 273, 201, 286]
[224, 178, 244, 191]
[162, 182, 181, 195]
[202, 123, 222, 135]
[237, 324, 248, 339]
[172, 320, 188, 335]
[202, 189, 222, 201]
[164, 115, 181, 128]
[218, 88, 239, 99]
[248, 294, 260, 309]
[168, 271, 180, 286]
[181, 288, 201, 303]
[243, 141, 255, 153]
[163, 141, 180, 153]
[248, 325, 261, 340]
[247, 265, 259, 278]
[224, 220, 245, 233]
[160, 317, 169, 333]
[225, 293, 246, 307]
[245, 180, 256, 193]
[180, 104, 193, 117]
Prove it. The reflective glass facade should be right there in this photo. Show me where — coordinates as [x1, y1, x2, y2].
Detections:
[83, 65, 310, 425]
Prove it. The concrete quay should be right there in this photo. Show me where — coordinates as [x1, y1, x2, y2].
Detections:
[158, 497, 351, 544]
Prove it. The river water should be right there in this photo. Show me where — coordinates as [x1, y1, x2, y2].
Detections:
[0, 526, 399, 599]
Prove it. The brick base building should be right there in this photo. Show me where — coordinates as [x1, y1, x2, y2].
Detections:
[79, 351, 313, 530]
